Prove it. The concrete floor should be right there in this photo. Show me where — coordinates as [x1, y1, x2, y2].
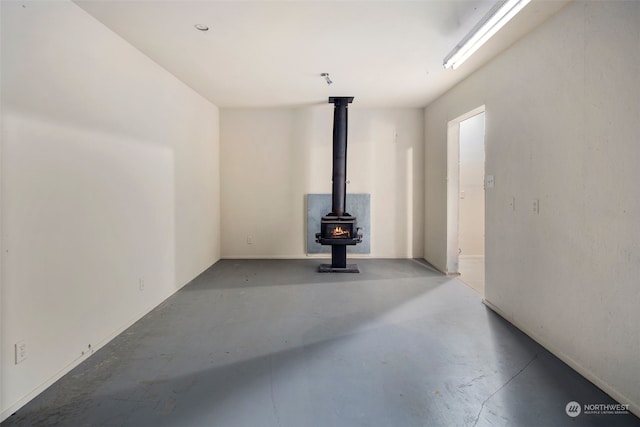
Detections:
[3, 259, 639, 427]
[458, 256, 485, 296]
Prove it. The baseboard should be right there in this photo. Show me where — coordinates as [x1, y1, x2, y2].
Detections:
[220, 255, 417, 260]
[220, 255, 344, 260]
[483, 298, 640, 419]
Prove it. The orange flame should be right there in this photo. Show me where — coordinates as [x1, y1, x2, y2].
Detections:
[332, 226, 351, 238]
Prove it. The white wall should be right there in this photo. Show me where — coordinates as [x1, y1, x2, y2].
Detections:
[425, 0, 640, 415]
[221, 107, 424, 258]
[458, 113, 485, 257]
[0, 1, 220, 419]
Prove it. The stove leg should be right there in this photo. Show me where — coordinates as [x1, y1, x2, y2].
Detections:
[332, 245, 347, 269]
[318, 246, 359, 273]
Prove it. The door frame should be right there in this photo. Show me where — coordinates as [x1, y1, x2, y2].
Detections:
[446, 105, 485, 274]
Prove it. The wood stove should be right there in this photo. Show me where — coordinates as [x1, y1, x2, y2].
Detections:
[315, 97, 362, 273]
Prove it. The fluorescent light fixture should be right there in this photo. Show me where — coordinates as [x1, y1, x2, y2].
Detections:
[443, 0, 531, 70]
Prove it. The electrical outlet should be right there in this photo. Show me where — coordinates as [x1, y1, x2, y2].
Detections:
[509, 196, 516, 211]
[486, 175, 495, 189]
[139, 278, 144, 291]
[533, 199, 539, 214]
[15, 341, 27, 364]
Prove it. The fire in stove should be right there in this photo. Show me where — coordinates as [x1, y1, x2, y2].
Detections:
[320, 219, 357, 240]
[331, 226, 350, 238]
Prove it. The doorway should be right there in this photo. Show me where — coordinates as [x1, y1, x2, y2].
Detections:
[446, 107, 485, 295]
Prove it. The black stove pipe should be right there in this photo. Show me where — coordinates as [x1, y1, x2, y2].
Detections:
[329, 97, 353, 216]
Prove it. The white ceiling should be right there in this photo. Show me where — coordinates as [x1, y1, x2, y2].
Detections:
[75, 0, 569, 108]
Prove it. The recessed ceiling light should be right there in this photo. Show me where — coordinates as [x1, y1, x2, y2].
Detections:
[194, 24, 209, 32]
